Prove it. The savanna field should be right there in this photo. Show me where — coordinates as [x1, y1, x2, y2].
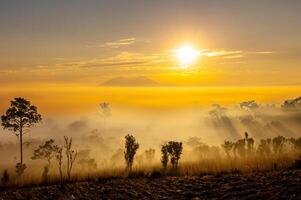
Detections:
[0, 91, 301, 199]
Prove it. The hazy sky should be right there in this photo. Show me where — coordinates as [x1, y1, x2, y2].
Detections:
[1, 0, 301, 86]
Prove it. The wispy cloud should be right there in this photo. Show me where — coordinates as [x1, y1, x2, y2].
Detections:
[86, 38, 139, 48]
[247, 51, 276, 55]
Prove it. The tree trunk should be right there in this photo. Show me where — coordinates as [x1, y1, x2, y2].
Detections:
[20, 122, 23, 164]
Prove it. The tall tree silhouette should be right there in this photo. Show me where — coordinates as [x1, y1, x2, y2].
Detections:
[1, 98, 42, 171]
[124, 134, 139, 172]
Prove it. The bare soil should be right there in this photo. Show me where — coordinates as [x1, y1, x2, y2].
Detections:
[0, 170, 300, 200]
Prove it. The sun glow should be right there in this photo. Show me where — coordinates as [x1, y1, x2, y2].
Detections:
[175, 45, 200, 66]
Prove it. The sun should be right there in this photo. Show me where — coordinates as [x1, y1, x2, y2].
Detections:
[175, 45, 200, 66]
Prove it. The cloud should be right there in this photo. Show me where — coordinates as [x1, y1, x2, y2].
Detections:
[87, 38, 138, 48]
[200, 50, 243, 58]
[247, 51, 276, 55]
[78, 52, 170, 70]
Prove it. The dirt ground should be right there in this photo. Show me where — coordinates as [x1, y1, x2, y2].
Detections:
[0, 169, 300, 200]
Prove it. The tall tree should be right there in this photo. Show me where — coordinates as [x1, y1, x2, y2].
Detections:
[124, 134, 139, 172]
[1, 98, 42, 167]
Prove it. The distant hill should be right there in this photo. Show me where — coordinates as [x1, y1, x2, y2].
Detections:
[101, 76, 159, 87]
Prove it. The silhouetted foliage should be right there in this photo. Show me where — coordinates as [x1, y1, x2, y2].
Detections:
[1, 170, 9, 186]
[234, 139, 246, 157]
[1, 98, 42, 169]
[282, 96, 301, 109]
[272, 136, 286, 153]
[245, 132, 255, 153]
[64, 136, 77, 180]
[231, 132, 255, 157]
[166, 141, 183, 171]
[257, 139, 272, 155]
[288, 137, 301, 150]
[222, 141, 234, 157]
[32, 139, 59, 181]
[124, 134, 139, 172]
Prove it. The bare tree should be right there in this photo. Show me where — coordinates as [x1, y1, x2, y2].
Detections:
[100, 102, 111, 134]
[1, 98, 42, 175]
[32, 139, 59, 181]
[64, 136, 77, 180]
[124, 134, 139, 172]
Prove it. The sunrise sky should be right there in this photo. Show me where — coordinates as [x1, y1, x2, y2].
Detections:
[1, 0, 301, 116]
[1, 0, 301, 87]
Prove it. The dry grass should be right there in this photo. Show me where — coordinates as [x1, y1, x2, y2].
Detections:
[0, 151, 299, 188]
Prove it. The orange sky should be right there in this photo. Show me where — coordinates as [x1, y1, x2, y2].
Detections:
[0, 86, 300, 116]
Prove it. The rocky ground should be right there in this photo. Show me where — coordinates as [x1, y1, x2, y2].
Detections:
[0, 170, 300, 200]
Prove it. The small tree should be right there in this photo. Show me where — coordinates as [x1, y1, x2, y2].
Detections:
[124, 134, 139, 172]
[64, 136, 77, 180]
[100, 102, 111, 134]
[32, 139, 59, 181]
[1, 97, 42, 173]
[1, 170, 9, 186]
[222, 141, 234, 157]
[245, 132, 255, 154]
[272, 136, 286, 153]
[233, 139, 246, 157]
[161, 144, 169, 171]
[167, 141, 183, 170]
[257, 139, 271, 155]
